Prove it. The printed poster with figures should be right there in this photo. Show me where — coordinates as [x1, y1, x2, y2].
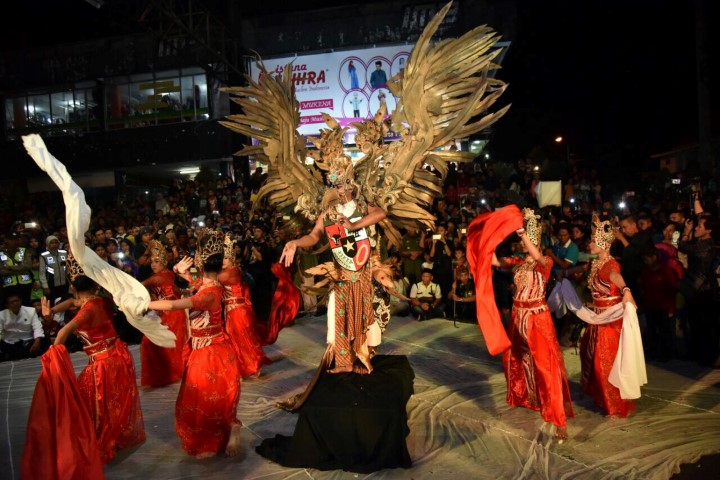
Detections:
[250, 45, 411, 144]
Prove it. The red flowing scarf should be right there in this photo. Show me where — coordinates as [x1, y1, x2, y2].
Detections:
[256, 262, 301, 345]
[466, 204, 523, 355]
[21, 345, 104, 480]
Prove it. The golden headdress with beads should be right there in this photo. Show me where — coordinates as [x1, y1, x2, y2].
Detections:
[592, 213, 615, 251]
[65, 253, 85, 282]
[148, 239, 167, 266]
[194, 229, 224, 269]
[223, 233, 236, 261]
[522, 208, 542, 247]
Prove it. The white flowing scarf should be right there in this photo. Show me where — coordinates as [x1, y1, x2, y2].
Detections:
[548, 278, 648, 399]
[23, 134, 176, 347]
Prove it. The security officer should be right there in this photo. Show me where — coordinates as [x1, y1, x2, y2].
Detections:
[0, 232, 34, 307]
[39, 235, 69, 303]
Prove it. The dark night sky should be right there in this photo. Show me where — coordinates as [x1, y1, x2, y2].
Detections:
[491, 0, 712, 169]
[2, 0, 715, 171]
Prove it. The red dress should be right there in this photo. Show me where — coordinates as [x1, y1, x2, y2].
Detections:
[141, 269, 188, 387]
[175, 284, 242, 456]
[580, 258, 635, 417]
[220, 267, 271, 377]
[73, 297, 146, 463]
[503, 256, 574, 427]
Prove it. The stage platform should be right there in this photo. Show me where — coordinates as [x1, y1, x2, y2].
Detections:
[2, 313, 719, 479]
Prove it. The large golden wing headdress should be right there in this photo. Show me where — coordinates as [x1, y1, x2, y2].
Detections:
[360, 1, 510, 247]
[219, 62, 325, 221]
[220, 1, 508, 249]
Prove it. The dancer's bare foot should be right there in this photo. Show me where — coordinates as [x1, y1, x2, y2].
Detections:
[224, 424, 242, 457]
[195, 451, 215, 459]
[554, 426, 568, 444]
[326, 364, 353, 374]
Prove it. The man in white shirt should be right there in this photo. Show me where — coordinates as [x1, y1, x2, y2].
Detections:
[409, 268, 445, 321]
[0, 291, 44, 361]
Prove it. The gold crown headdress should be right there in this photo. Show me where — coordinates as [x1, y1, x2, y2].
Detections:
[148, 239, 167, 266]
[522, 208, 542, 247]
[66, 253, 85, 282]
[592, 213, 615, 251]
[194, 229, 224, 269]
[223, 233, 236, 261]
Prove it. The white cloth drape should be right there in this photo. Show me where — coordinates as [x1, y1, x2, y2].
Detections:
[548, 278, 647, 399]
[22, 134, 175, 347]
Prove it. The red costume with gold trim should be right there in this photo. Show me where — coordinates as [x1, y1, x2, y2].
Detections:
[175, 283, 241, 456]
[73, 296, 146, 463]
[503, 255, 574, 428]
[580, 258, 636, 417]
[141, 269, 188, 387]
[220, 266, 271, 377]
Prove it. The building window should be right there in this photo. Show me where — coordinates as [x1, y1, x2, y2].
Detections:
[4, 68, 209, 139]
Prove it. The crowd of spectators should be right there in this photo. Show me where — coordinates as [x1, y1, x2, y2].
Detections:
[1, 158, 719, 367]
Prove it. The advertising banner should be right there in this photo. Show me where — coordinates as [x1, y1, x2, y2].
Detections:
[249, 45, 412, 144]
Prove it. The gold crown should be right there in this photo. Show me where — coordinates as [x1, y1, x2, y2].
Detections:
[223, 233, 236, 261]
[592, 213, 615, 251]
[148, 239, 167, 266]
[195, 229, 224, 269]
[522, 208, 542, 247]
[66, 253, 85, 282]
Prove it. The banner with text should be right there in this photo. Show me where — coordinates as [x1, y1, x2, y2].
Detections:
[250, 45, 412, 144]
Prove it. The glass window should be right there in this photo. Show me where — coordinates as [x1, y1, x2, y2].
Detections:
[3, 69, 210, 139]
[27, 93, 51, 128]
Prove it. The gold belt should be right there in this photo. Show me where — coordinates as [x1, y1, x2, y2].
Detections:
[592, 296, 621, 311]
[84, 337, 117, 363]
[513, 298, 547, 311]
[225, 297, 247, 306]
[190, 324, 223, 339]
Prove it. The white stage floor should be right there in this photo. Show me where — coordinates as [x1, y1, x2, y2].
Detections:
[2, 313, 719, 479]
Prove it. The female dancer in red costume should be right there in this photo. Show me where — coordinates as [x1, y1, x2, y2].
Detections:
[148, 231, 242, 458]
[493, 208, 573, 441]
[139, 239, 188, 387]
[577, 216, 637, 417]
[43, 254, 146, 463]
[219, 234, 271, 378]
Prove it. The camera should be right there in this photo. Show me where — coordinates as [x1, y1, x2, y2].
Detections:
[671, 178, 681, 185]
[432, 234, 441, 240]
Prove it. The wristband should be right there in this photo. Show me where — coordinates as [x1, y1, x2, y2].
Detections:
[621, 287, 631, 295]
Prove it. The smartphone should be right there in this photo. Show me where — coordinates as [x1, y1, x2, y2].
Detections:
[24, 222, 37, 229]
[432, 234, 441, 240]
[460, 228, 467, 234]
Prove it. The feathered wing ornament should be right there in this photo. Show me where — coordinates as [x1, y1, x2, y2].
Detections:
[364, 1, 510, 248]
[22, 134, 176, 348]
[219, 61, 326, 222]
[220, 1, 508, 250]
